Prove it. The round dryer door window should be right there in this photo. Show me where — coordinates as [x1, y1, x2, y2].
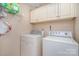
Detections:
[0, 20, 11, 35]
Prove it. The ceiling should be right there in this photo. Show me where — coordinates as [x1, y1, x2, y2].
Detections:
[27, 3, 49, 10]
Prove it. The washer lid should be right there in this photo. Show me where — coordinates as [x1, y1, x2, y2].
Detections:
[43, 36, 78, 45]
[21, 34, 42, 38]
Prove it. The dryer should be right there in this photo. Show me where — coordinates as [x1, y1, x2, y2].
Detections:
[21, 34, 42, 56]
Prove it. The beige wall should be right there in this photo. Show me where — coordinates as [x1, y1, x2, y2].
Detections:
[0, 4, 32, 56]
[75, 17, 79, 43]
[74, 4, 79, 43]
[32, 19, 75, 38]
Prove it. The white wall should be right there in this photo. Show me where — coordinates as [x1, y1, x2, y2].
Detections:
[0, 4, 32, 56]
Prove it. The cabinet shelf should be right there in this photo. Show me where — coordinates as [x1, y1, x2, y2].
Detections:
[30, 16, 76, 24]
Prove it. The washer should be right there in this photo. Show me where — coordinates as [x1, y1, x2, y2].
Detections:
[43, 31, 78, 56]
[21, 34, 42, 56]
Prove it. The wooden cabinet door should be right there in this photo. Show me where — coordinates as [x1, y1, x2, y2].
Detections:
[31, 5, 48, 22]
[74, 4, 79, 17]
[31, 9, 40, 22]
[59, 3, 76, 18]
[37, 5, 48, 22]
[47, 4, 59, 19]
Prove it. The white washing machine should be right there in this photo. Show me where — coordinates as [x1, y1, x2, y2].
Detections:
[21, 34, 42, 56]
[43, 31, 78, 56]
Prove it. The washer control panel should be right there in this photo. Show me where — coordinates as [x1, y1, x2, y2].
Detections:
[48, 31, 72, 38]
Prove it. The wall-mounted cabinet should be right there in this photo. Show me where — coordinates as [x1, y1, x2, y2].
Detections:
[30, 3, 77, 23]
